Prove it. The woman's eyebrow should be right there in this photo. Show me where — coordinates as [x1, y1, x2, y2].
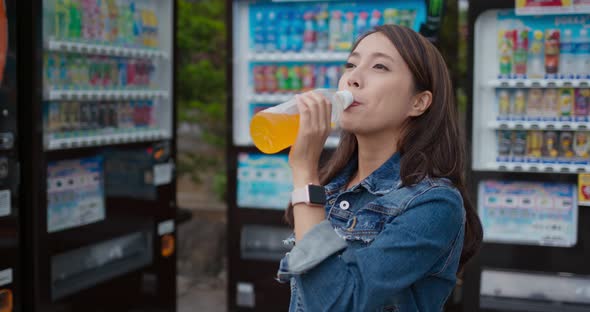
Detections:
[348, 51, 396, 64]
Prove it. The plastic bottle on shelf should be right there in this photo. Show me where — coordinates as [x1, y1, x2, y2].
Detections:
[384, 9, 398, 25]
[315, 65, 327, 88]
[53, 0, 70, 39]
[70, 56, 82, 89]
[288, 65, 302, 91]
[544, 29, 560, 76]
[44, 54, 57, 88]
[329, 10, 342, 51]
[106, 0, 119, 44]
[513, 29, 528, 76]
[58, 55, 69, 90]
[574, 89, 589, 121]
[326, 65, 339, 88]
[315, 9, 329, 51]
[301, 65, 315, 91]
[99, 0, 110, 43]
[369, 10, 381, 29]
[277, 11, 290, 52]
[339, 12, 355, 51]
[276, 65, 289, 93]
[355, 11, 369, 39]
[559, 29, 575, 79]
[130, 1, 143, 47]
[118, 0, 133, 46]
[254, 65, 266, 93]
[117, 58, 127, 88]
[576, 29, 590, 79]
[559, 88, 574, 120]
[127, 58, 137, 88]
[264, 65, 278, 93]
[265, 11, 278, 52]
[302, 11, 316, 52]
[69, 0, 83, 40]
[290, 11, 304, 52]
[498, 29, 515, 77]
[249, 89, 354, 154]
[80, 0, 92, 41]
[527, 29, 544, 79]
[253, 11, 266, 52]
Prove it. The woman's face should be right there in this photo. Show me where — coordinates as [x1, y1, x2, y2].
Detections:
[338, 32, 416, 136]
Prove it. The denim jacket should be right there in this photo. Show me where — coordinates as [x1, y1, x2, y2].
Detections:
[277, 152, 466, 312]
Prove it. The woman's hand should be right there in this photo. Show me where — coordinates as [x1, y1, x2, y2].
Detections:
[288, 90, 332, 188]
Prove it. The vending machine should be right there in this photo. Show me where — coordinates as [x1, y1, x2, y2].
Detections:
[17, 1, 177, 311]
[464, 1, 590, 311]
[0, 1, 19, 311]
[226, 0, 445, 310]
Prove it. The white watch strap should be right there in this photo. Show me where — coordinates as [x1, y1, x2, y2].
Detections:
[291, 186, 309, 205]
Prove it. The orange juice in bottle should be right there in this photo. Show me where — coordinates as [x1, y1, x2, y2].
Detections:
[250, 89, 353, 154]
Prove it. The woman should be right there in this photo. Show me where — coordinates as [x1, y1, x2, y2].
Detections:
[276, 25, 483, 312]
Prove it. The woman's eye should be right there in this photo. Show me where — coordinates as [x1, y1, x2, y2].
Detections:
[373, 64, 389, 70]
[344, 62, 356, 69]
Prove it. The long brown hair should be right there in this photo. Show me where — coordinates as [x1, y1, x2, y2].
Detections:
[285, 25, 482, 272]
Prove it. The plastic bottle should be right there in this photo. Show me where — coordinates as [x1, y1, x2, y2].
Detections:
[250, 89, 354, 154]
[513, 29, 528, 76]
[290, 11, 304, 52]
[315, 9, 329, 51]
[498, 29, 515, 76]
[527, 29, 544, 79]
[54, 0, 70, 39]
[576, 29, 590, 79]
[369, 10, 381, 29]
[69, 0, 82, 40]
[384, 9, 398, 25]
[277, 12, 290, 52]
[253, 11, 266, 52]
[329, 11, 342, 51]
[355, 11, 369, 39]
[265, 11, 277, 52]
[340, 12, 355, 51]
[302, 11, 316, 51]
[559, 29, 575, 78]
[545, 29, 560, 75]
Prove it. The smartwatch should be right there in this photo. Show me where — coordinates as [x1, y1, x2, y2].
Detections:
[291, 184, 327, 206]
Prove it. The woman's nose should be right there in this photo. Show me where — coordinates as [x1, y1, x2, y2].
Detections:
[347, 74, 361, 88]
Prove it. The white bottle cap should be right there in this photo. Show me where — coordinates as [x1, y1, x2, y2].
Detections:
[335, 90, 354, 109]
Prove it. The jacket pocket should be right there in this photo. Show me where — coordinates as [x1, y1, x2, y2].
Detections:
[335, 203, 398, 244]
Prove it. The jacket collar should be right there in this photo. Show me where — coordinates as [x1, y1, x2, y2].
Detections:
[325, 152, 401, 196]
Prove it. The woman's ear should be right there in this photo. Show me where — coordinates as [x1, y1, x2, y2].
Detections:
[408, 91, 432, 117]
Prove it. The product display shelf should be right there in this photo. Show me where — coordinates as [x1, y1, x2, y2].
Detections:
[484, 162, 589, 174]
[249, 51, 349, 62]
[250, 93, 293, 103]
[487, 78, 590, 88]
[46, 39, 169, 59]
[489, 121, 590, 131]
[45, 128, 170, 151]
[45, 90, 169, 101]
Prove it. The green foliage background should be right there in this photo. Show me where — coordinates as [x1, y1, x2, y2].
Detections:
[176, 0, 227, 201]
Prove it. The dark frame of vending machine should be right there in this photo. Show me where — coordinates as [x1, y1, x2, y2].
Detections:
[19, 1, 178, 311]
[462, 1, 590, 311]
[0, 1, 19, 312]
[226, 1, 449, 311]
[225, 0, 293, 308]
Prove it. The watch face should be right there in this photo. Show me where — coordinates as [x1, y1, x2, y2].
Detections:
[308, 185, 326, 205]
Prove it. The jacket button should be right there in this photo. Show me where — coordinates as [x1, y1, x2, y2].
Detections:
[339, 200, 350, 210]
